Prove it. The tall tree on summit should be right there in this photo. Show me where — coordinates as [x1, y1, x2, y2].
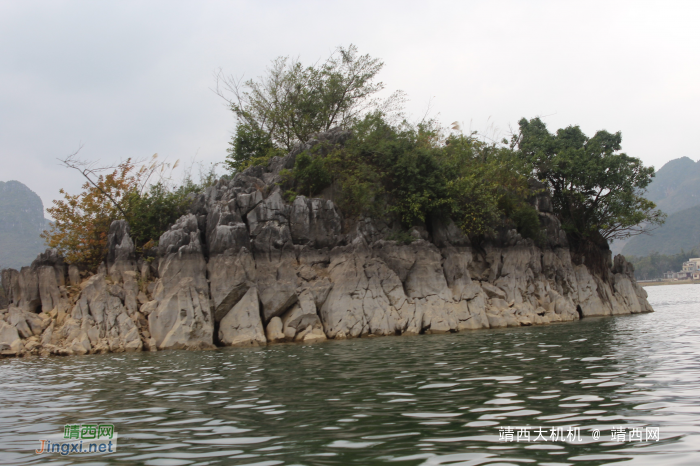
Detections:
[216, 45, 405, 172]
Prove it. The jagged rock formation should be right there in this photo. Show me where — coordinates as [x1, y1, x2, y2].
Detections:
[0, 129, 653, 357]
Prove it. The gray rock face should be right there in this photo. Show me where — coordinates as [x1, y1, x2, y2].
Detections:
[432, 217, 470, 248]
[66, 274, 142, 353]
[148, 277, 213, 350]
[289, 196, 342, 247]
[106, 220, 135, 265]
[17, 266, 41, 313]
[150, 214, 213, 350]
[68, 265, 81, 287]
[1, 269, 20, 305]
[0, 321, 22, 354]
[208, 248, 255, 322]
[247, 191, 290, 237]
[206, 202, 250, 255]
[218, 287, 266, 347]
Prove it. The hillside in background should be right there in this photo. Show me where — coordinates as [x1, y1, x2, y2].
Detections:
[622, 204, 700, 256]
[0, 180, 50, 271]
[644, 157, 700, 215]
[620, 157, 700, 257]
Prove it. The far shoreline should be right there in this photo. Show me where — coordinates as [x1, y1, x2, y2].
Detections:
[640, 280, 700, 287]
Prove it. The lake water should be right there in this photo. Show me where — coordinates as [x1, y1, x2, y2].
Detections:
[1, 285, 699, 465]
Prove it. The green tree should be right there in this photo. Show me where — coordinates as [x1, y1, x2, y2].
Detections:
[516, 117, 665, 244]
[224, 122, 284, 172]
[217, 45, 404, 172]
[124, 182, 197, 252]
[44, 153, 213, 270]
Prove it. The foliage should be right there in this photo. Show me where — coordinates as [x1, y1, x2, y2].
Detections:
[626, 247, 700, 280]
[386, 230, 416, 245]
[441, 133, 533, 237]
[43, 160, 137, 269]
[497, 194, 544, 245]
[219, 44, 404, 172]
[124, 182, 197, 252]
[282, 113, 540, 241]
[516, 117, 665, 242]
[293, 151, 332, 197]
[224, 122, 284, 172]
[43, 155, 216, 270]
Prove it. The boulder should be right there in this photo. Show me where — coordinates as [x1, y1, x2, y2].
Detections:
[280, 290, 326, 341]
[265, 317, 285, 343]
[0, 321, 22, 354]
[218, 287, 266, 347]
[148, 277, 214, 350]
[208, 248, 256, 322]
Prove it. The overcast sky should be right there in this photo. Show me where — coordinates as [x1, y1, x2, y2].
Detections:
[1, 0, 699, 216]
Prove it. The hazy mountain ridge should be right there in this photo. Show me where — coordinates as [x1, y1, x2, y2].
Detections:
[622, 157, 700, 257]
[0, 181, 51, 271]
[644, 156, 700, 215]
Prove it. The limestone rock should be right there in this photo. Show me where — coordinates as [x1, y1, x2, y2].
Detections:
[265, 317, 285, 343]
[1, 269, 20, 304]
[289, 196, 342, 248]
[0, 321, 22, 354]
[154, 214, 209, 300]
[106, 220, 136, 280]
[256, 251, 299, 322]
[320, 245, 406, 338]
[208, 248, 256, 322]
[247, 191, 290, 237]
[432, 217, 470, 248]
[148, 277, 214, 350]
[206, 201, 250, 255]
[68, 265, 81, 287]
[219, 287, 266, 347]
[280, 290, 326, 341]
[481, 282, 507, 300]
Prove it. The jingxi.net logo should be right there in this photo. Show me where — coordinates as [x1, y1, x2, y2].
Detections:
[36, 424, 118, 456]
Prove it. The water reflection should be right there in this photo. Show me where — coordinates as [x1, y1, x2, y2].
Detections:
[0, 285, 699, 465]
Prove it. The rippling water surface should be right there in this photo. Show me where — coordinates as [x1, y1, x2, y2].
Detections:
[1, 285, 700, 465]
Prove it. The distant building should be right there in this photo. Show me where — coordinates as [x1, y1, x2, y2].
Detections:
[664, 258, 700, 280]
[682, 258, 700, 272]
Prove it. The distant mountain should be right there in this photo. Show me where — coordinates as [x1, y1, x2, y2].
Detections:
[622, 204, 700, 256]
[644, 156, 700, 215]
[618, 157, 700, 257]
[0, 180, 51, 271]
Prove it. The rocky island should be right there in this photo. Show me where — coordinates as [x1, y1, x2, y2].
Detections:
[0, 129, 653, 357]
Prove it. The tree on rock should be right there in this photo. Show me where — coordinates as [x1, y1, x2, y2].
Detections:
[516, 117, 665, 245]
[217, 44, 405, 172]
[43, 152, 198, 271]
